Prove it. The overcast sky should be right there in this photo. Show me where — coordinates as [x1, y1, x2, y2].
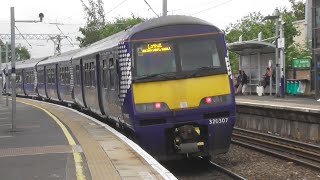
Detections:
[0, 0, 294, 58]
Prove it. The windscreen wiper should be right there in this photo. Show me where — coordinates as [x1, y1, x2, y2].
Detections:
[188, 66, 219, 78]
[133, 72, 176, 81]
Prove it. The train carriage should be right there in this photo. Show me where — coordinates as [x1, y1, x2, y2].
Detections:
[37, 50, 80, 102]
[7, 15, 235, 161]
[15, 57, 48, 97]
[68, 15, 236, 160]
[116, 15, 236, 160]
[72, 31, 126, 121]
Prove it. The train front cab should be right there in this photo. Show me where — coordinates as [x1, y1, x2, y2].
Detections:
[128, 22, 235, 160]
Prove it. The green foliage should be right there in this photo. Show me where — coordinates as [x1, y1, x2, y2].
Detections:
[289, 0, 305, 20]
[286, 43, 312, 69]
[77, 0, 144, 47]
[1, 45, 31, 63]
[225, 12, 275, 43]
[225, 0, 305, 72]
[16, 46, 31, 61]
[100, 15, 144, 39]
[77, 0, 106, 47]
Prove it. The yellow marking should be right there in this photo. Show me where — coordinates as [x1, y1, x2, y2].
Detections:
[19, 101, 86, 180]
[133, 74, 231, 109]
[197, 142, 204, 146]
[194, 127, 200, 135]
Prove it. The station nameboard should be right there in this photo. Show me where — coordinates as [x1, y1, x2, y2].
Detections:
[292, 58, 311, 69]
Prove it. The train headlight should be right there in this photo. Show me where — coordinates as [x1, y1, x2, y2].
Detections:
[200, 94, 232, 107]
[135, 102, 170, 113]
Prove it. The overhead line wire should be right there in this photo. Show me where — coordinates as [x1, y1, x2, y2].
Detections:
[56, 25, 75, 47]
[105, 0, 129, 15]
[191, 0, 234, 15]
[170, 0, 221, 12]
[15, 26, 32, 48]
[143, 0, 159, 17]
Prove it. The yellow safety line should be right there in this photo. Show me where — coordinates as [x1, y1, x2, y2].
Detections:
[19, 101, 86, 180]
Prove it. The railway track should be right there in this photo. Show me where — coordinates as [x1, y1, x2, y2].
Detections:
[162, 157, 246, 180]
[205, 158, 247, 180]
[232, 127, 320, 170]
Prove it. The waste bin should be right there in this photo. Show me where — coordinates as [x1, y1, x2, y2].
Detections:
[292, 81, 299, 95]
[286, 80, 291, 94]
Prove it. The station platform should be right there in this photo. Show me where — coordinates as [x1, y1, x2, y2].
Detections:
[236, 95, 320, 113]
[0, 97, 176, 180]
[235, 95, 320, 143]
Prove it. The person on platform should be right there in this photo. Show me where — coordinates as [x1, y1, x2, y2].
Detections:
[241, 70, 248, 95]
[263, 67, 272, 89]
[235, 70, 242, 95]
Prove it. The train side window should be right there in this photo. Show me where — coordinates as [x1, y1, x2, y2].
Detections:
[84, 63, 87, 86]
[50, 69, 52, 84]
[29, 72, 31, 83]
[88, 63, 91, 86]
[52, 69, 56, 84]
[109, 57, 114, 89]
[47, 69, 50, 84]
[85, 63, 90, 87]
[63, 67, 66, 85]
[91, 62, 95, 87]
[75, 65, 80, 85]
[49, 69, 52, 84]
[66, 67, 70, 85]
[40, 69, 44, 83]
[25, 72, 28, 84]
[60, 67, 63, 85]
[102, 60, 107, 88]
[31, 71, 34, 84]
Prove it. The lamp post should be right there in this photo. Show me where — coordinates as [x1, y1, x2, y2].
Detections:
[10, 7, 44, 131]
[263, 8, 281, 97]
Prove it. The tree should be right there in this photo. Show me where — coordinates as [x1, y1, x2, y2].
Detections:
[100, 15, 144, 39]
[225, 0, 305, 72]
[1, 44, 31, 63]
[77, 0, 106, 47]
[286, 43, 312, 69]
[289, 0, 305, 20]
[77, 0, 144, 47]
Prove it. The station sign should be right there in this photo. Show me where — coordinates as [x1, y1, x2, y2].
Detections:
[292, 58, 311, 69]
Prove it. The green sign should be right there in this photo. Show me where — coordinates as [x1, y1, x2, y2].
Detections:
[292, 58, 311, 69]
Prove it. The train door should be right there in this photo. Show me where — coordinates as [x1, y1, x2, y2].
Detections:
[44, 66, 48, 98]
[56, 64, 61, 101]
[22, 69, 27, 95]
[95, 54, 105, 115]
[80, 58, 87, 108]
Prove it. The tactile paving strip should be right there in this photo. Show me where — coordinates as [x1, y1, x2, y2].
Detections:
[0, 145, 73, 158]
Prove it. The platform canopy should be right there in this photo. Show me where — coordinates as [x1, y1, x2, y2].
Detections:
[227, 41, 276, 56]
[227, 40, 277, 95]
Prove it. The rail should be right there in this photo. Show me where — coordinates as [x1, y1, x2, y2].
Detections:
[232, 127, 320, 170]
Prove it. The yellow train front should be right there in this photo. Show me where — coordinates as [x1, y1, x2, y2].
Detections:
[119, 15, 235, 161]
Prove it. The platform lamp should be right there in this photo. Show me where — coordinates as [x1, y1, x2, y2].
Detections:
[10, 7, 44, 131]
[262, 8, 281, 97]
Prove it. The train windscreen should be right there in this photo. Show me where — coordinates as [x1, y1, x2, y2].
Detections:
[133, 36, 225, 79]
[135, 42, 176, 76]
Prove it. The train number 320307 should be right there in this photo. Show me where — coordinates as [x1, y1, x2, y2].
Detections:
[208, 118, 229, 125]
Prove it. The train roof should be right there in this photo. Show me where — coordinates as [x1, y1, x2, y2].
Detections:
[38, 48, 83, 66]
[73, 15, 219, 59]
[16, 57, 49, 69]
